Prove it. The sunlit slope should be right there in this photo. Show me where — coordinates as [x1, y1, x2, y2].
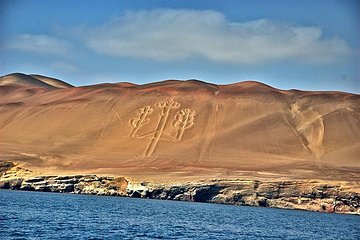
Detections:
[0, 73, 56, 89]
[29, 74, 74, 88]
[0, 74, 359, 175]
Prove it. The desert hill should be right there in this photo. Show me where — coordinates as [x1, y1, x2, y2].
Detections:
[0, 73, 74, 89]
[0, 73, 359, 181]
[29, 74, 74, 88]
[0, 73, 57, 89]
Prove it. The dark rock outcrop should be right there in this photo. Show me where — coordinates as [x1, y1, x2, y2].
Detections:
[0, 161, 14, 175]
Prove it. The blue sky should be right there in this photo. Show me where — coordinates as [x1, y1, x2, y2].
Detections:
[1, 0, 359, 93]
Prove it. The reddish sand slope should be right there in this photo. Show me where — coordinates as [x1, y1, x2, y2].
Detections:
[0, 73, 359, 181]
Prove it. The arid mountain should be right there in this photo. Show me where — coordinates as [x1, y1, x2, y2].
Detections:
[0, 73, 359, 181]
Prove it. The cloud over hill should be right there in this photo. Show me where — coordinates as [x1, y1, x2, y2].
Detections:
[81, 9, 350, 64]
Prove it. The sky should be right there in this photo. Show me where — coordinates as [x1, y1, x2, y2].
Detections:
[1, 0, 359, 93]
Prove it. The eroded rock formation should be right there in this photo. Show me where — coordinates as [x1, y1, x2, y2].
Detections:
[1, 164, 358, 214]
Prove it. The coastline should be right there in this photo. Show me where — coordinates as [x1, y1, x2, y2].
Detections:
[1, 165, 359, 215]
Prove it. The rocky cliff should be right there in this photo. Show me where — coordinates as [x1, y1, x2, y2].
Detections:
[1, 162, 358, 214]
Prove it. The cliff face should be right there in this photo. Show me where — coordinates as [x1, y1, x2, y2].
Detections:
[1, 161, 358, 214]
[0, 73, 359, 180]
[1, 172, 358, 214]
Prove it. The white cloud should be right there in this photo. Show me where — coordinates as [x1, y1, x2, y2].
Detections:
[80, 9, 350, 64]
[7, 34, 71, 55]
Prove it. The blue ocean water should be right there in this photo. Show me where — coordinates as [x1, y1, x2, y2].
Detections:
[0, 190, 359, 239]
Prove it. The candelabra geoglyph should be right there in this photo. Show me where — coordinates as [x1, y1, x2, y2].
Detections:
[129, 98, 196, 157]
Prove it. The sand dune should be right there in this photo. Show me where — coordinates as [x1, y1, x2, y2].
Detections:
[0, 73, 359, 181]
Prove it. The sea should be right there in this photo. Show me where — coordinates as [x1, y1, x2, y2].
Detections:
[0, 190, 359, 239]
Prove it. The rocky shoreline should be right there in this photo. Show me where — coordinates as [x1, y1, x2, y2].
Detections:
[1, 173, 359, 215]
[0, 161, 359, 214]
